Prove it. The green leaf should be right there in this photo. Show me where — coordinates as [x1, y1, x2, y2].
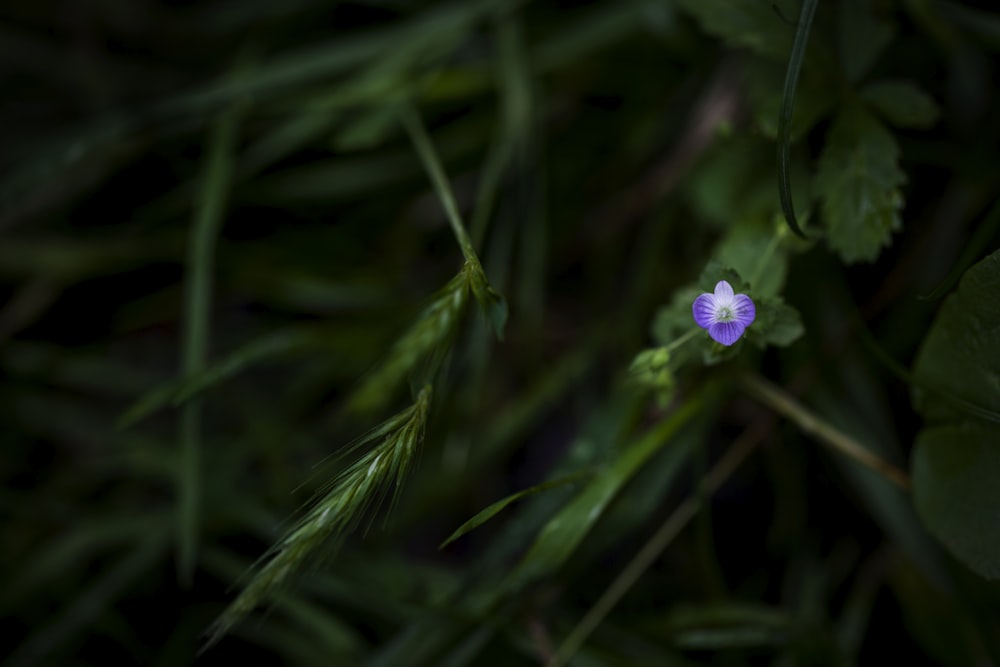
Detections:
[628, 347, 675, 397]
[815, 106, 906, 264]
[333, 105, 402, 152]
[652, 286, 703, 347]
[750, 60, 836, 141]
[686, 136, 776, 226]
[912, 250, 1000, 424]
[716, 221, 789, 298]
[837, 0, 894, 82]
[748, 297, 804, 348]
[913, 423, 1000, 580]
[860, 80, 941, 129]
[675, 0, 795, 60]
[119, 328, 323, 428]
[509, 387, 712, 585]
[912, 249, 1000, 579]
[440, 470, 591, 548]
[467, 260, 508, 340]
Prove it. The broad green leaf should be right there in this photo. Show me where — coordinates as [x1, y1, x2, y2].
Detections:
[440, 470, 591, 548]
[912, 249, 1000, 579]
[861, 80, 941, 129]
[837, 0, 894, 82]
[912, 423, 1000, 580]
[815, 106, 906, 264]
[912, 250, 1000, 423]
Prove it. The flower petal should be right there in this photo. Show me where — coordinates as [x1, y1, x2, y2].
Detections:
[708, 320, 746, 346]
[714, 280, 734, 304]
[731, 294, 756, 327]
[692, 293, 718, 329]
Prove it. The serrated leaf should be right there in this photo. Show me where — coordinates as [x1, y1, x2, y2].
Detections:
[697, 260, 749, 294]
[439, 470, 590, 548]
[748, 297, 804, 347]
[911, 249, 1000, 579]
[815, 106, 906, 263]
[860, 80, 941, 129]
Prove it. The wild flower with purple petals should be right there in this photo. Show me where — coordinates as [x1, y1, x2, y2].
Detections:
[692, 280, 756, 346]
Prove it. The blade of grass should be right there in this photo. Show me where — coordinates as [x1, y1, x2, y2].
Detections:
[776, 0, 818, 239]
[549, 414, 769, 667]
[400, 103, 508, 338]
[440, 469, 591, 548]
[510, 381, 720, 587]
[399, 103, 477, 262]
[178, 102, 242, 584]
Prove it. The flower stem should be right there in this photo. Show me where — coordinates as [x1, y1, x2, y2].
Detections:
[665, 326, 701, 353]
[742, 373, 911, 490]
[748, 222, 785, 290]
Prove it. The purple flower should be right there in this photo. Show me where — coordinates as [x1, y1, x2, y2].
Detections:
[692, 280, 756, 346]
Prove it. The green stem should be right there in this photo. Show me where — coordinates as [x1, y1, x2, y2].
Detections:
[747, 223, 785, 290]
[665, 326, 701, 353]
[400, 103, 478, 263]
[742, 373, 911, 490]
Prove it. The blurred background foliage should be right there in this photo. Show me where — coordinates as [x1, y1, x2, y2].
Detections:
[2, 0, 1000, 665]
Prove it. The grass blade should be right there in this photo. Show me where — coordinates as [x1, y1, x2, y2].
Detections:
[440, 470, 591, 548]
[178, 103, 242, 584]
[776, 0, 818, 239]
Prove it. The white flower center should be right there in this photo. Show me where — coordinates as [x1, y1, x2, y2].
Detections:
[717, 306, 734, 322]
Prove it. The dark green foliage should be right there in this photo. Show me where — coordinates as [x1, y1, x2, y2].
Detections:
[815, 105, 907, 263]
[3, 0, 1000, 666]
[912, 250, 1000, 579]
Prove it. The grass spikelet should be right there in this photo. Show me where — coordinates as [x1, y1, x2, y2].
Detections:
[348, 269, 470, 414]
[206, 385, 432, 648]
